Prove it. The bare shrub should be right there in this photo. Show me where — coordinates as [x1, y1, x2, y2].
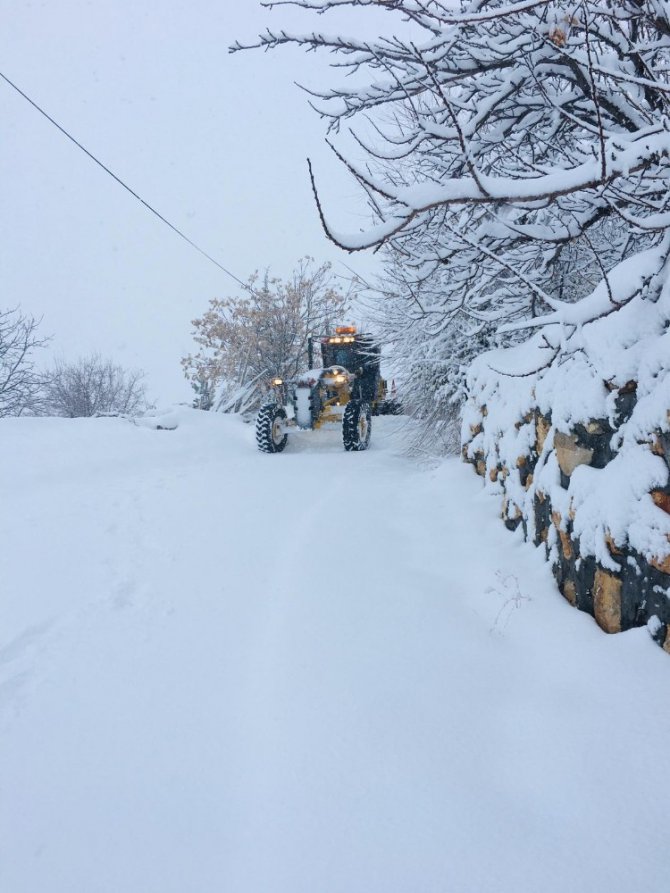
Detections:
[0, 307, 48, 417]
[42, 355, 148, 418]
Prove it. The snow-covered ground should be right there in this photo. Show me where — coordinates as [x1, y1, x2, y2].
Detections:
[1, 410, 668, 893]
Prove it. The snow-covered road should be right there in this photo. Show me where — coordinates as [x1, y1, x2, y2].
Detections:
[1, 411, 668, 892]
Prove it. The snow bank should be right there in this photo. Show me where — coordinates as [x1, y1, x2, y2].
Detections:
[462, 262, 670, 650]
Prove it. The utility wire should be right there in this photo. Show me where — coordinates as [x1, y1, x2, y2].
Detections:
[0, 69, 251, 291]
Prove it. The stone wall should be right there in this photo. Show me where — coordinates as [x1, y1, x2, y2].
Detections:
[463, 394, 670, 653]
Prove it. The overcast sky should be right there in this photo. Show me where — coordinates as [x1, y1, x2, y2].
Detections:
[1, 1, 395, 403]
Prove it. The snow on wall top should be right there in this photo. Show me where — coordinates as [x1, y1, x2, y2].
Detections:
[463, 254, 670, 569]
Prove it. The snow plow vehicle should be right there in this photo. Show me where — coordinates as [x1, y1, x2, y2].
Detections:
[255, 326, 400, 453]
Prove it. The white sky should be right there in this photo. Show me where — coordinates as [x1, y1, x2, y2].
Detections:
[1, 1, 393, 404]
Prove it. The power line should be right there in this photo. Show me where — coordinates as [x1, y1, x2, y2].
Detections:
[0, 69, 251, 291]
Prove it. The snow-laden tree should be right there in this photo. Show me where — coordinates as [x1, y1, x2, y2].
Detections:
[235, 1, 670, 409]
[368, 212, 635, 450]
[0, 307, 47, 416]
[182, 259, 350, 412]
[366, 251, 500, 452]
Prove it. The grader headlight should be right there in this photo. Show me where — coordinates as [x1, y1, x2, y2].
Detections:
[321, 366, 349, 389]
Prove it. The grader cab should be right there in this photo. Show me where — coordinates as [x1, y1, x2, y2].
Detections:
[255, 326, 400, 453]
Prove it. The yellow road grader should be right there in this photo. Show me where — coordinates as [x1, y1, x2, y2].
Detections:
[255, 326, 400, 453]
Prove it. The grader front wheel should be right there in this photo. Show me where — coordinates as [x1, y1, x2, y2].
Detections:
[343, 401, 371, 451]
[256, 404, 288, 453]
